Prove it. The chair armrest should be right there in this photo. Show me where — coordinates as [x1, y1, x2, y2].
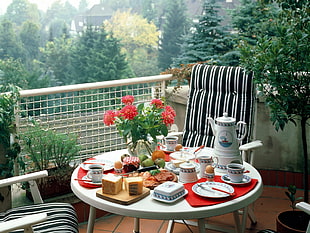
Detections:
[239, 140, 263, 165]
[0, 170, 48, 188]
[296, 202, 310, 215]
[0, 213, 47, 233]
[0, 170, 48, 204]
[239, 140, 263, 151]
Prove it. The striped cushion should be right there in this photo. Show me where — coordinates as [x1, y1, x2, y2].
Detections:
[183, 64, 255, 147]
[0, 203, 78, 233]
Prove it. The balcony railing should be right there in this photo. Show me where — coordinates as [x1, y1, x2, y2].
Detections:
[17, 75, 174, 161]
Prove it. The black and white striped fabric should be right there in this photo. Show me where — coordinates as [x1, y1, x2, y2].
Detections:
[182, 64, 255, 147]
[0, 203, 78, 233]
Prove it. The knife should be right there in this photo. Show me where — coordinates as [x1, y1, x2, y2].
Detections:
[119, 165, 159, 176]
[197, 183, 235, 196]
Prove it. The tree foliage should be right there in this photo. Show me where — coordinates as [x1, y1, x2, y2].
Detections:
[5, 0, 40, 26]
[230, 0, 279, 46]
[0, 58, 29, 88]
[173, 0, 235, 66]
[105, 10, 160, 76]
[158, 0, 188, 70]
[19, 21, 40, 67]
[69, 26, 130, 84]
[40, 35, 73, 85]
[240, 0, 309, 202]
[0, 19, 24, 61]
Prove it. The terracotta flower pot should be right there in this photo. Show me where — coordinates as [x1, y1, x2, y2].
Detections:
[276, 210, 309, 233]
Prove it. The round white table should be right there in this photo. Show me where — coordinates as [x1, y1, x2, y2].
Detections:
[71, 149, 263, 233]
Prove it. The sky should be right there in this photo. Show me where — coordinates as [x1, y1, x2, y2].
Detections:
[0, 0, 100, 14]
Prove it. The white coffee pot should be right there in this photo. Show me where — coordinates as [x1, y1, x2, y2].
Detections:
[207, 113, 247, 171]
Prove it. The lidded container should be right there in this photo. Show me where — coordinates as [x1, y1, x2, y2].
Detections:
[179, 161, 198, 183]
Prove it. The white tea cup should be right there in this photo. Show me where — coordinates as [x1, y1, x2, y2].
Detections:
[227, 163, 244, 183]
[87, 164, 104, 183]
[164, 135, 178, 151]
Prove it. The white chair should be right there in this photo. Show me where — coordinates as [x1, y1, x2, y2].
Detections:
[296, 202, 310, 233]
[168, 64, 263, 233]
[0, 171, 78, 233]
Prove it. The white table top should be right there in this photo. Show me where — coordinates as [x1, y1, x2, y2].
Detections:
[71, 149, 263, 220]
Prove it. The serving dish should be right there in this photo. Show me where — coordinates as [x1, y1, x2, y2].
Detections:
[151, 189, 188, 203]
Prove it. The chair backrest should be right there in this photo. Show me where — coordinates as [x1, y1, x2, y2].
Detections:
[182, 64, 256, 147]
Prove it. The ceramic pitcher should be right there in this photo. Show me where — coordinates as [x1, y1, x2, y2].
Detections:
[207, 113, 247, 171]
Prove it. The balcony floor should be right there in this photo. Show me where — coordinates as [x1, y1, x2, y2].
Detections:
[78, 186, 304, 233]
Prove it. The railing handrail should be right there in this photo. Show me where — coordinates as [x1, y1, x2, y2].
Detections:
[19, 74, 173, 97]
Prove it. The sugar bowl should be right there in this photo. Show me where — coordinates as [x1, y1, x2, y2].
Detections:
[179, 161, 198, 183]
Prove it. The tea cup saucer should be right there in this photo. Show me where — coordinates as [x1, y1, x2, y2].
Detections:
[221, 174, 252, 185]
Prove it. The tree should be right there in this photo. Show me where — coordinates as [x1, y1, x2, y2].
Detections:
[0, 19, 25, 61]
[105, 10, 160, 76]
[173, 0, 235, 66]
[40, 35, 73, 85]
[0, 58, 29, 88]
[5, 0, 40, 27]
[69, 26, 130, 84]
[19, 21, 40, 67]
[240, 0, 309, 202]
[157, 0, 188, 70]
[42, 0, 77, 41]
[230, 0, 279, 46]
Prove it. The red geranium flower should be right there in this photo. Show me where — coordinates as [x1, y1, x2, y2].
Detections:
[151, 99, 164, 108]
[102, 96, 176, 147]
[121, 95, 134, 105]
[161, 110, 175, 125]
[103, 110, 116, 126]
[164, 105, 176, 117]
[119, 105, 138, 120]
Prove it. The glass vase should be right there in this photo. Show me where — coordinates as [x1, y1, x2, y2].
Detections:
[127, 139, 156, 157]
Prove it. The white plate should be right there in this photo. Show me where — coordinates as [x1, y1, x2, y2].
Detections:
[165, 161, 200, 175]
[197, 147, 215, 156]
[192, 182, 234, 198]
[221, 174, 252, 185]
[169, 151, 195, 161]
[81, 159, 114, 171]
[151, 189, 188, 203]
[81, 175, 102, 186]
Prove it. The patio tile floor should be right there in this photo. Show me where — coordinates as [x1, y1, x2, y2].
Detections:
[78, 186, 305, 233]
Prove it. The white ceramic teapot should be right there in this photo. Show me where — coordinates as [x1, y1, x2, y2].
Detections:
[207, 113, 247, 171]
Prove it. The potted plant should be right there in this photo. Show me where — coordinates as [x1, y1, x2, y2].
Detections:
[0, 84, 23, 211]
[21, 119, 80, 200]
[276, 185, 309, 233]
[240, 0, 309, 203]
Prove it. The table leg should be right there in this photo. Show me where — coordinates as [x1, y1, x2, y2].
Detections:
[87, 206, 96, 233]
[197, 218, 205, 233]
[241, 207, 248, 233]
[166, 220, 175, 233]
[133, 217, 140, 233]
[233, 210, 242, 233]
